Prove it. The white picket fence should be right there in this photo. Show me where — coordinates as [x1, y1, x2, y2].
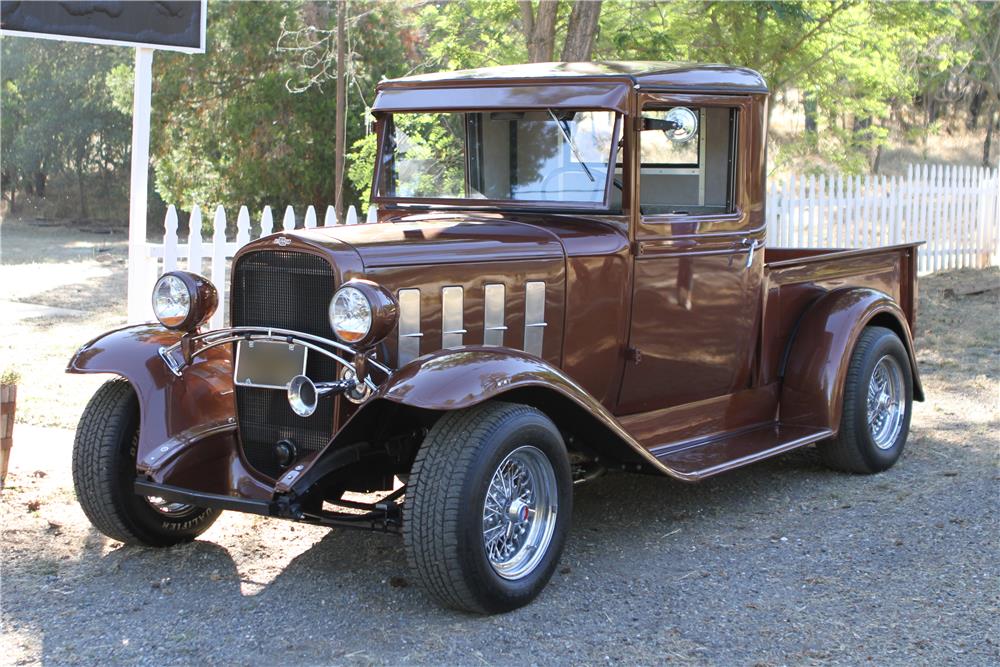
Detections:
[138, 163, 999, 327]
[766, 164, 999, 274]
[142, 203, 376, 327]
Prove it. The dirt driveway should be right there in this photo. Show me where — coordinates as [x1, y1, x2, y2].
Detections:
[2, 218, 998, 665]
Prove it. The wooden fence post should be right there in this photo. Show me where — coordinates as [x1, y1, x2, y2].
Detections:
[305, 205, 317, 229]
[187, 205, 202, 273]
[261, 206, 274, 237]
[236, 205, 251, 249]
[0, 382, 16, 489]
[282, 205, 296, 232]
[324, 205, 337, 226]
[210, 206, 227, 329]
[163, 206, 179, 273]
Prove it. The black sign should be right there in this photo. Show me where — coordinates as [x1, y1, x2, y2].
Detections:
[0, 1, 205, 52]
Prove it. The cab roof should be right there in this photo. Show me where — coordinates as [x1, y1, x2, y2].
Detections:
[380, 61, 768, 94]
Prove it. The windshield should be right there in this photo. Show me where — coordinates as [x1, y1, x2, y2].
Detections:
[376, 110, 620, 206]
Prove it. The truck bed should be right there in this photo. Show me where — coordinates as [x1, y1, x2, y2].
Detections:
[761, 243, 921, 387]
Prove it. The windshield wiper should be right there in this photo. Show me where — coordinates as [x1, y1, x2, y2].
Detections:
[548, 109, 595, 183]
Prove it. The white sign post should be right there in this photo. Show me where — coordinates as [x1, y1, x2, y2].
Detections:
[128, 47, 155, 321]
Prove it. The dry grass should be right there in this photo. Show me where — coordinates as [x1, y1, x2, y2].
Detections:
[0, 216, 129, 428]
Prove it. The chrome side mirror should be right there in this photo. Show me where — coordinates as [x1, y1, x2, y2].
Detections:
[664, 107, 698, 144]
[640, 107, 699, 144]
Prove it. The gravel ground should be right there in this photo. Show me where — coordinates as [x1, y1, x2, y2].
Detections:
[1, 218, 998, 666]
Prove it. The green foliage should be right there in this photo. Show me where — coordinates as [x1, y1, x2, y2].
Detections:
[3, 0, 990, 219]
[1, 37, 130, 215]
[594, 1, 969, 173]
[0, 367, 20, 386]
[347, 133, 378, 210]
[146, 1, 411, 218]
[415, 1, 527, 71]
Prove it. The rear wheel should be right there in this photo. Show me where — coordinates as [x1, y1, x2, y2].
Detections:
[403, 401, 572, 614]
[819, 326, 913, 474]
[72, 378, 220, 546]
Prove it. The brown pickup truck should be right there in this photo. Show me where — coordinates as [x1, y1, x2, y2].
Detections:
[68, 62, 922, 614]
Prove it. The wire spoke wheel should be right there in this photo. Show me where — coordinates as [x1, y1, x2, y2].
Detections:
[481, 445, 558, 581]
[144, 495, 198, 516]
[866, 355, 905, 450]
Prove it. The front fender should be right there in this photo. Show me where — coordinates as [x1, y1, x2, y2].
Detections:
[780, 288, 923, 432]
[380, 347, 578, 411]
[280, 347, 696, 494]
[67, 324, 268, 497]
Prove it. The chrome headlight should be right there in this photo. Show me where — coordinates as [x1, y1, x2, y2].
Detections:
[152, 271, 218, 331]
[329, 280, 398, 347]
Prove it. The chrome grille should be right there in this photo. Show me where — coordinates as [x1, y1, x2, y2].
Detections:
[231, 250, 337, 478]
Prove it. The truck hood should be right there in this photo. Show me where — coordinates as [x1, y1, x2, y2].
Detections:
[287, 214, 566, 268]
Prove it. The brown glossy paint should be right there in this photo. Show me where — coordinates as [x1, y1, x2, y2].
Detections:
[66, 325, 272, 500]
[68, 62, 923, 505]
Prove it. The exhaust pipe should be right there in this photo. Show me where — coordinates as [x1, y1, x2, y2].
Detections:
[287, 375, 354, 417]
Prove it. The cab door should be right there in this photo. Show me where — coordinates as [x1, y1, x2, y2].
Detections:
[617, 94, 765, 415]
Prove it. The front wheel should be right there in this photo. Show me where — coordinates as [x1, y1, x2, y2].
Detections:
[72, 378, 220, 546]
[819, 326, 913, 474]
[403, 402, 572, 614]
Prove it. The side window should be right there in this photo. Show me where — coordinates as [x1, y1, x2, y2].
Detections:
[639, 107, 738, 216]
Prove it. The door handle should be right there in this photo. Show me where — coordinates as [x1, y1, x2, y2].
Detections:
[742, 238, 761, 269]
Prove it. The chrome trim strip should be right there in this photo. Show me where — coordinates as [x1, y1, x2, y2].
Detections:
[174, 326, 391, 373]
[398, 289, 421, 366]
[523, 281, 546, 357]
[161, 330, 383, 390]
[483, 283, 506, 346]
[441, 286, 465, 348]
[697, 107, 707, 206]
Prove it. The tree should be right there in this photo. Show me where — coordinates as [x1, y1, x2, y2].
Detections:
[948, 2, 1000, 166]
[1, 37, 130, 218]
[562, 0, 602, 61]
[519, 0, 558, 62]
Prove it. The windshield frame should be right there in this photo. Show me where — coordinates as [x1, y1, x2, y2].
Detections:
[370, 109, 623, 212]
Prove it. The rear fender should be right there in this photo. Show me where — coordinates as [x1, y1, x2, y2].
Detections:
[67, 325, 266, 496]
[780, 288, 923, 432]
[283, 347, 692, 493]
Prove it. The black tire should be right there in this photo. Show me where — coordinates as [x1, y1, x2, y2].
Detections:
[819, 326, 913, 474]
[403, 401, 572, 614]
[72, 378, 220, 546]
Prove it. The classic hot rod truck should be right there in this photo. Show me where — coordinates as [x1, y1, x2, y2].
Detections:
[69, 62, 922, 614]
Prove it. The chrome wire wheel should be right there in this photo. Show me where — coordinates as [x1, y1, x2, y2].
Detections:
[482, 445, 558, 581]
[867, 355, 906, 450]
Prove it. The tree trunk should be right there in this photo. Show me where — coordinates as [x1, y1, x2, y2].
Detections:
[519, 0, 559, 63]
[803, 91, 818, 135]
[335, 0, 347, 221]
[6, 170, 15, 215]
[75, 154, 88, 220]
[300, 0, 331, 28]
[985, 110, 996, 168]
[561, 1, 602, 61]
[968, 86, 986, 130]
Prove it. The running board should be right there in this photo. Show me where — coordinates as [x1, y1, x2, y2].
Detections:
[651, 423, 833, 480]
